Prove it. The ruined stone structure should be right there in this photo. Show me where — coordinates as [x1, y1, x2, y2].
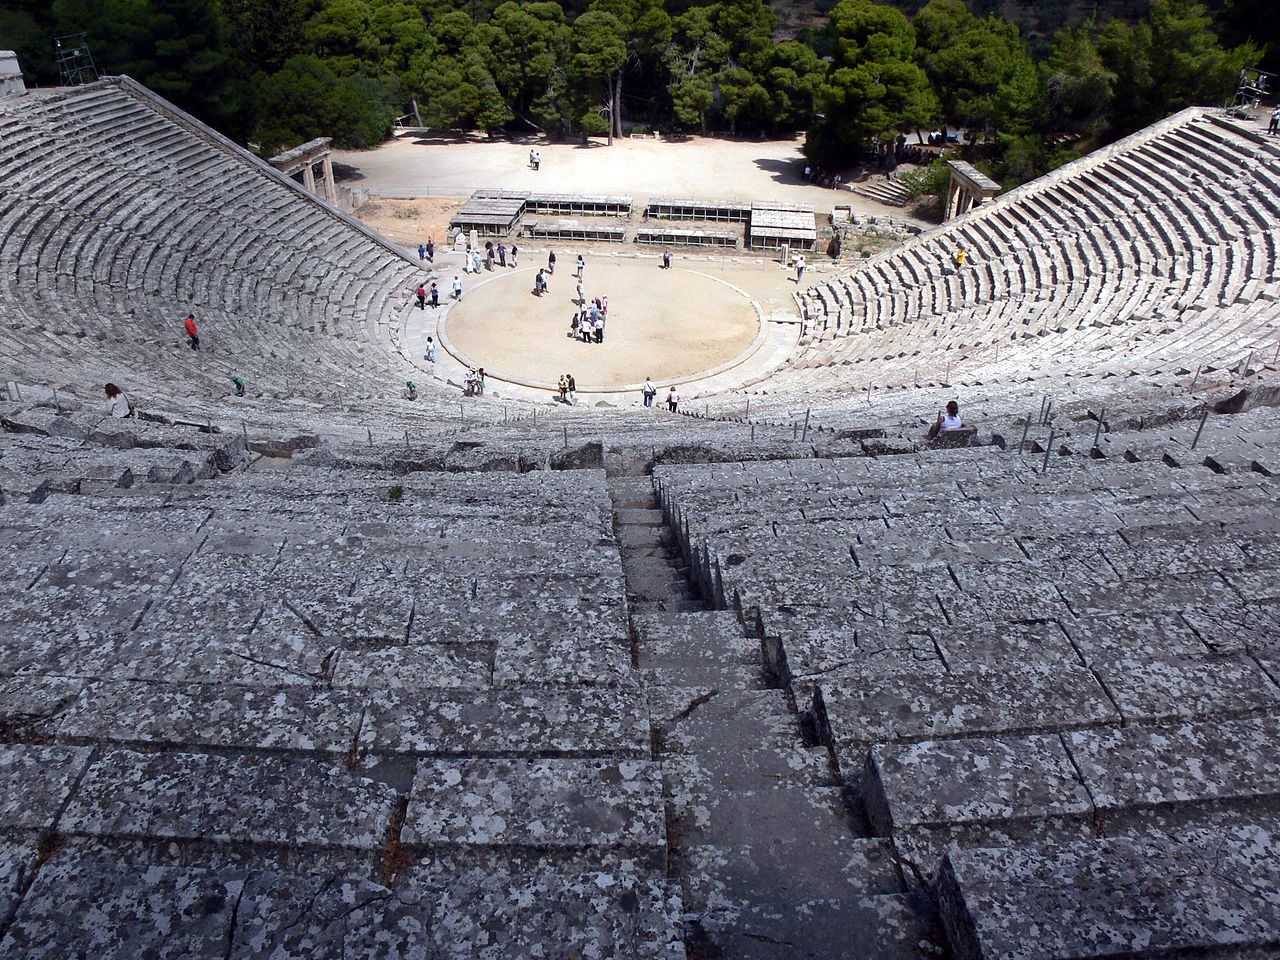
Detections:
[943, 159, 1000, 220]
[2, 67, 1279, 959]
[268, 136, 338, 204]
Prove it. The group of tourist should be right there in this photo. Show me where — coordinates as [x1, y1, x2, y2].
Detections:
[572, 296, 609, 343]
[417, 238, 435, 263]
[528, 150, 541, 170]
[557, 373, 577, 403]
[415, 281, 440, 309]
[641, 377, 680, 412]
[802, 164, 842, 190]
[464, 367, 485, 396]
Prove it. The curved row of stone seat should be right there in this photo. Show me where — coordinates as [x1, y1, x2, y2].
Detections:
[790, 110, 1280, 408]
[651, 415, 1280, 958]
[0, 78, 425, 401]
[0, 462, 681, 955]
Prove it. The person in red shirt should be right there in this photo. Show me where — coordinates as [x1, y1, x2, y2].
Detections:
[183, 314, 199, 351]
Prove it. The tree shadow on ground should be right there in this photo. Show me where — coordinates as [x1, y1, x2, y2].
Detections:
[331, 162, 364, 182]
[753, 157, 807, 185]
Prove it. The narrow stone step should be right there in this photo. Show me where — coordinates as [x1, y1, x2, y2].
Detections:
[690, 892, 939, 960]
[633, 610, 761, 687]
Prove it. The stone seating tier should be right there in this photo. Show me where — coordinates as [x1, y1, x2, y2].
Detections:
[0, 79, 421, 402]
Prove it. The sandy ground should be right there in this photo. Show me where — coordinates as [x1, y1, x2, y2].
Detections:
[334, 131, 929, 225]
[443, 259, 759, 388]
[351, 196, 464, 248]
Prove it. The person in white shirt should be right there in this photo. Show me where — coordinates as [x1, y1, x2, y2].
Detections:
[104, 383, 132, 418]
[928, 400, 963, 438]
[666, 387, 679, 413]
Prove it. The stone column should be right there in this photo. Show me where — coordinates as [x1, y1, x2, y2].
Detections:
[302, 162, 316, 194]
[321, 154, 337, 203]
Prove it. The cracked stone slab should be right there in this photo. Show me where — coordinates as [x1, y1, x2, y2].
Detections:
[55, 681, 364, 755]
[689, 892, 939, 960]
[360, 686, 650, 758]
[1066, 716, 1280, 816]
[0, 743, 94, 836]
[403, 758, 663, 859]
[401, 856, 686, 960]
[820, 661, 1116, 761]
[937, 824, 1280, 960]
[864, 734, 1093, 836]
[59, 750, 396, 855]
[0, 859, 434, 960]
[1084, 650, 1280, 724]
[105, 632, 332, 686]
[0, 675, 85, 741]
[492, 634, 636, 688]
[231, 871, 435, 958]
[678, 834, 900, 912]
[332, 644, 492, 690]
[0, 858, 247, 959]
[408, 596, 629, 646]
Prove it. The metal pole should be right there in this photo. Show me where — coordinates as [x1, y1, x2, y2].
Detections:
[1242, 351, 1254, 377]
[504, 406, 508, 423]
[1043, 400, 1053, 424]
[367, 427, 372, 447]
[751, 422, 755, 442]
[52, 387, 59, 412]
[1018, 417, 1031, 455]
[745, 397, 750, 419]
[404, 429, 410, 453]
[1042, 427, 1055, 474]
[1190, 365, 1201, 392]
[242, 422, 247, 440]
[563, 426, 568, 447]
[802, 409, 811, 442]
[460, 402, 464, 422]
[1191, 407, 1209, 450]
[1093, 406, 1105, 449]
[1038, 396, 1047, 423]
[793, 423, 798, 441]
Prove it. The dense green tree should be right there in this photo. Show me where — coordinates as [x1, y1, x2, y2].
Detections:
[1042, 24, 1115, 139]
[474, 2, 571, 131]
[1099, 0, 1257, 134]
[252, 53, 394, 154]
[913, 0, 1041, 137]
[567, 9, 627, 139]
[806, 0, 937, 164]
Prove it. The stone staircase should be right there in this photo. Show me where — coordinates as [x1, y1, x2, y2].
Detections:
[609, 475, 941, 959]
[851, 177, 911, 208]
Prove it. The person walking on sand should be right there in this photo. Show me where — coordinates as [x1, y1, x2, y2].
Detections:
[498, 243, 507, 267]
[548, 251, 556, 274]
[662, 249, 671, 269]
[510, 244, 518, 267]
[452, 275, 463, 300]
[183, 314, 200, 350]
[794, 254, 806, 283]
[576, 254, 584, 278]
[575, 279, 585, 306]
